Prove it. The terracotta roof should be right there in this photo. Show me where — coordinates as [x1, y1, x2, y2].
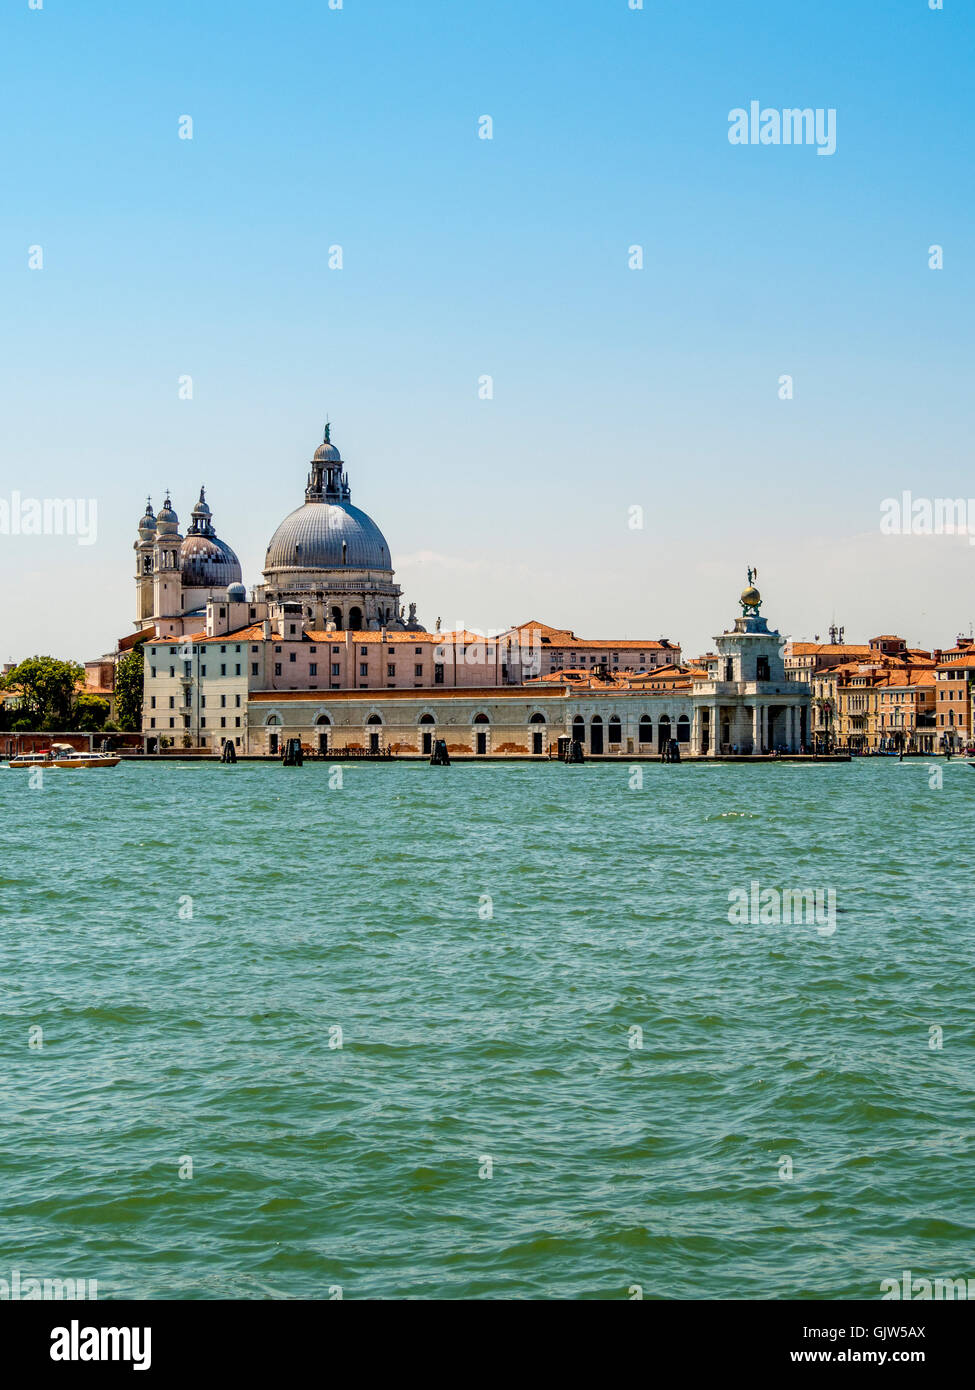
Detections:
[509, 621, 674, 650]
[787, 643, 873, 657]
[523, 662, 694, 691]
[875, 670, 937, 689]
[147, 625, 264, 646]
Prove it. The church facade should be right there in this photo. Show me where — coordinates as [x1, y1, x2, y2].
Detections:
[130, 423, 807, 754]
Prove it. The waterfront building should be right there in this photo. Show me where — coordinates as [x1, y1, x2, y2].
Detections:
[826, 648, 937, 753]
[245, 576, 810, 757]
[933, 637, 975, 751]
[786, 634, 938, 750]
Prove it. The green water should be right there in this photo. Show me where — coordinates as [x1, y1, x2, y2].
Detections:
[1, 758, 972, 1300]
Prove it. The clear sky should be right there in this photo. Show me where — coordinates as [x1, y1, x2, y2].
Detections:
[1, 0, 972, 662]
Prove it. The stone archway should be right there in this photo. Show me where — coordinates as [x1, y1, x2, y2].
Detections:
[658, 714, 671, 754]
[418, 711, 435, 755]
[315, 713, 331, 755]
[529, 710, 546, 756]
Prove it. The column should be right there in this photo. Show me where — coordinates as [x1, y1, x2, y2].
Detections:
[751, 705, 760, 755]
[783, 706, 793, 751]
[761, 705, 769, 751]
[712, 705, 721, 756]
[692, 706, 701, 755]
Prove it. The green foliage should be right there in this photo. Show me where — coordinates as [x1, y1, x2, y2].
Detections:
[115, 646, 145, 732]
[1, 656, 83, 728]
[74, 694, 110, 731]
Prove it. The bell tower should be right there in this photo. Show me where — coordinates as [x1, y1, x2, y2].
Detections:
[134, 499, 156, 625]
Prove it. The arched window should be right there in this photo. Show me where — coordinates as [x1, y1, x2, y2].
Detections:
[366, 714, 382, 725]
[529, 712, 546, 723]
[349, 606, 364, 631]
[330, 607, 343, 629]
[473, 712, 490, 724]
[315, 714, 331, 726]
[418, 713, 435, 724]
[677, 714, 690, 743]
[265, 713, 283, 726]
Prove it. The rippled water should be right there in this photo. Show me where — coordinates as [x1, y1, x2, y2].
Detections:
[1, 758, 972, 1299]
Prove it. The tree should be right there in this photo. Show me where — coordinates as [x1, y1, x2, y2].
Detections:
[114, 646, 146, 731]
[74, 694, 110, 731]
[1, 656, 83, 728]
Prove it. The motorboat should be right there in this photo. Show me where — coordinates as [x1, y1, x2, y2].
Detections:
[51, 751, 121, 770]
[7, 750, 55, 768]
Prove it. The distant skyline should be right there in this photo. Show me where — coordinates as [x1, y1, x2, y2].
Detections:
[2, 0, 973, 662]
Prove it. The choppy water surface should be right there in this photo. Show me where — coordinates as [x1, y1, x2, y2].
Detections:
[1, 758, 972, 1299]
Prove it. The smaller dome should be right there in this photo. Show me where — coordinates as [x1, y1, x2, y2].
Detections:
[227, 582, 246, 602]
[157, 494, 180, 535]
[137, 500, 156, 540]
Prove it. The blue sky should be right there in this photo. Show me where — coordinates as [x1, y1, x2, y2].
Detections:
[1, 0, 973, 661]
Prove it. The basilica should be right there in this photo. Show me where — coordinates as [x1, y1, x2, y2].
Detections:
[129, 422, 811, 756]
[134, 424, 424, 642]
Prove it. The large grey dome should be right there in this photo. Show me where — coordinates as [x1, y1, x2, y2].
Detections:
[265, 502, 392, 572]
[180, 532, 242, 587]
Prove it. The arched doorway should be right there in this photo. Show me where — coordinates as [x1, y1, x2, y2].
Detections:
[529, 711, 546, 755]
[677, 714, 690, 745]
[366, 713, 382, 753]
[316, 714, 331, 755]
[590, 715, 604, 755]
[473, 712, 489, 755]
[419, 712, 435, 756]
[572, 715, 585, 752]
[266, 713, 283, 757]
[639, 715, 652, 747]
[658, 714, 671, 754]
[349, 606, 363, 631]
[608, 715, 621, 749]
